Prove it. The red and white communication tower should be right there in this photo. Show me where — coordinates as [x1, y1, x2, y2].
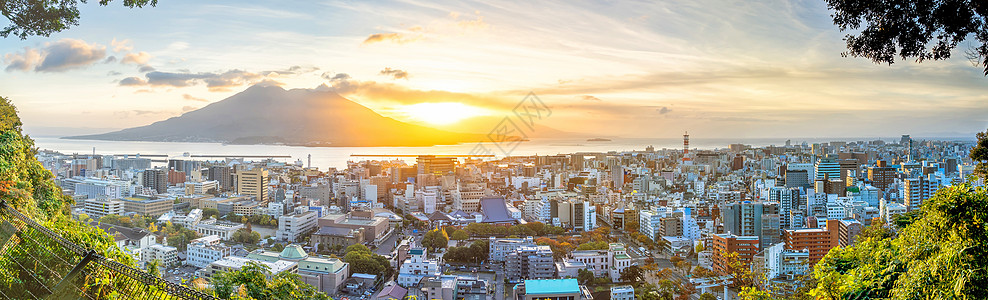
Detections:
[682, 131, 691, 161]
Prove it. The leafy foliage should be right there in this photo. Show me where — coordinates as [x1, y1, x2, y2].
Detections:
[811, 183, 988, 299]
[620, 265, 644, 282]
[973, 129, 988, 182]
[1, 0, 158, 39]
[825, 0, 988, 75]
[421, 228, 448, 251]
[450, 229, 469, 240]
[342, 244, 394, 280]
[444, 240, 489, 263]
[232, 228, 261, 244]
[463, 221, 565, 237]
[0, 97, 139, 297]
[210, 261, 330, 300]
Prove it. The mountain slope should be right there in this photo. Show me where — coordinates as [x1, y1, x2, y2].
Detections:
[66, 85, 487, 147]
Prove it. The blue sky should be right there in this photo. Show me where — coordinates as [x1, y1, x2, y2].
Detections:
[2, 0, 987, 138]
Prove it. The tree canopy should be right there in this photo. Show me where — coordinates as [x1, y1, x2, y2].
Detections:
[811, 183, 988, 299]
[210, 261, 330, 300]
[826, 0, 988, 75]
[972, 128, 988, 182]
[1, 0, 157, 39]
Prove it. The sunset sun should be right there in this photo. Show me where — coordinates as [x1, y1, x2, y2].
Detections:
[400, 102, 491, 125]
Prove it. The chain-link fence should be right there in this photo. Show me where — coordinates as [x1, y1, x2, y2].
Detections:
[0, 200, 216, 300]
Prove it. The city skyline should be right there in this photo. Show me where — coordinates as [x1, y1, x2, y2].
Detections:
[3, 0, 987, 139]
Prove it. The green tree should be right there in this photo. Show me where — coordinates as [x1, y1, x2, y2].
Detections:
[342, 244, 394, 280]
[0, 97, 138, 298]
[210, 261, 330, 300]
[972, 129, 988, 182]
[812, 183, 988, 299]
[620, 265, 644, 282]
[271, 243, 285, 252]
[202, 208, 220, 219]
[577, 269, 594, 285]
[422, 229, 448, 251]
[698, 293, 716, 300]
[1, 0, 158, 39]
[576, 241, 608, 251]
[450, 229, 469, 240]
[825, 0, 988, 75]
[144, 259, 161, 278]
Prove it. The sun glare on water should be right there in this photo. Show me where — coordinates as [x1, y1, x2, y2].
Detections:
[401, 102, 490, 125]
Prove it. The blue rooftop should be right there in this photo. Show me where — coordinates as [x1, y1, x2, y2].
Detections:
[526, 279, 580, 295]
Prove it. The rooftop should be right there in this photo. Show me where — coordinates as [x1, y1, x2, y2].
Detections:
[525, 279, 580, 295]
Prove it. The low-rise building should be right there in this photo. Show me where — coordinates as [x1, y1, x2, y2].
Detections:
[764, 243, 810, 280]
[610, 285, 634, 300]
[489, 236, 536, 262]
[83, 198, 123, 219]
[195, 219, 245, 240]
[276, 211, 318, 242]
[513, 279, 593, 300]
[187, 235, 230, 268]
[248, 245, 350, 294]
[310, 226, 364, 251]
[397, 248, 441, 287]
[141, 244, 179, 267]
[506, 245, 554, 281]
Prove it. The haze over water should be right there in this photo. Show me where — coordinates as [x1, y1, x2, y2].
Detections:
[32, 136, 971, 170]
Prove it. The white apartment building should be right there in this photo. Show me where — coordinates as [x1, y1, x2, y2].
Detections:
[764, 243, 810, 280]
[904, 175, 942, 211]
[84, 198, 123, 219]
[185, 180, 219, 195]
[195, 219, 245, 240]
[488, 236, 536, 262]
[187, 235, 231, 268]
[276, 211, 318, 242]
[397, 248, 441, 287]
[141, 244, 179, 267]
[610, 285, 635, 300]
[639, 208, 663, 241]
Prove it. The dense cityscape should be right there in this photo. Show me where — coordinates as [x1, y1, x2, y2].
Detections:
[3, 0, 988, 299]
[21, 133, 976, 300]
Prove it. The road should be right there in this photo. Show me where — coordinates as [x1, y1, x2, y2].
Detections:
[374, 228, 404, 255]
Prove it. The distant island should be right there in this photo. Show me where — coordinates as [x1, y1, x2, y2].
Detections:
[65, 85, 491, 147]
[586, 138, 611, 142]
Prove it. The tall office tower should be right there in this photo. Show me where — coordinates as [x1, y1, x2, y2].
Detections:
[237, 168, 269, 203]
[770, 187, 801, 230]
[416, 155, 456, 175]
[721, 201, 767, 238]
[785, 169, 810, 188]
[570, 154, 585, 171]
[867, 160, 897, 191]
[682, 132, 691, 162]
[141, 168, 168, 194]
[900, 135, 911, 146]
[731, 155, 744, 171]
[760, 214, 781, 249]
[814, 158, 840, 181]
[904, 175, 941, 211]
[208, 166, 233, 191]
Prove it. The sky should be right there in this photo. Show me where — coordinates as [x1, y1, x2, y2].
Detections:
[2, 0, 987, 139]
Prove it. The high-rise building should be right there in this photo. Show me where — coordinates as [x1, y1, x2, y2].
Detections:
[141, 168, 168, 194]
[711, 234, 760, 275]
[417, 155, 456, 175]
[237, 168, 269, 203]
[208, 166, 233, 191]
[867, 160, 897, 191]
[784, 219, 839, 266]
[904, 175, 941, 211]
[814, 158, 840, 181]
[506, 245, 555, 281]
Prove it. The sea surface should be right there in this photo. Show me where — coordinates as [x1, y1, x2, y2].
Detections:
[31, 136, 969, 170]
